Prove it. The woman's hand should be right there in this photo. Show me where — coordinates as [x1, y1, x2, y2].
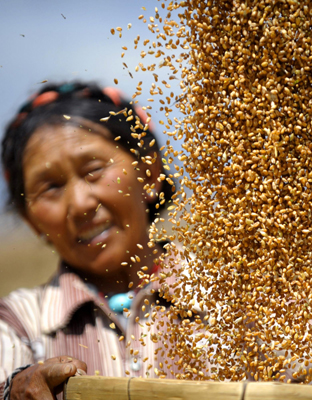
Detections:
[10, 356, 87, 400]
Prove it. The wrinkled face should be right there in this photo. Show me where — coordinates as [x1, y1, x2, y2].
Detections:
[23, 123, 157, 279]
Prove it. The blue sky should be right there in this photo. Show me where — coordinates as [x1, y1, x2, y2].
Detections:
[0, 0, 182, 211]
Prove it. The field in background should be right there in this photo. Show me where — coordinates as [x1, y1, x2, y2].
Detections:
[0, 213, 57, 297]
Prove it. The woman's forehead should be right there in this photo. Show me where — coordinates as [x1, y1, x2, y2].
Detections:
[23, 123, 120, 166]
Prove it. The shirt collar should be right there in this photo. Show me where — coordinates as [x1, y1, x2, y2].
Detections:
[40, 262, 115, 334]
[40, 249, 181, 335]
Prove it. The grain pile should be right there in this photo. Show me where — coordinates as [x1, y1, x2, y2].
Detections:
[113, 0, 312, 383]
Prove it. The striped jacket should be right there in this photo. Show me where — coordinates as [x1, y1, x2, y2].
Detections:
[0, 261, 202, 399]
[1, 261, 306, 398]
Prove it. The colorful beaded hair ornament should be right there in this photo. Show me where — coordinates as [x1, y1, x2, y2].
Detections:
[10, 82, 153, 130]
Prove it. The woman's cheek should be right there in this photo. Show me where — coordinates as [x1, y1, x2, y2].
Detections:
[29, 201, 60, 229]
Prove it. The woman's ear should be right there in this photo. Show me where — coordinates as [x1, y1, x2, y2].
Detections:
[24, 218, 53, 245]
[22, 214, 42, 236]
[22, 212, 50, 242]
[139, 152, 163, 204]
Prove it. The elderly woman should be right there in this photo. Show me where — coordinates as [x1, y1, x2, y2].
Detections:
[0, 82, 177, 399]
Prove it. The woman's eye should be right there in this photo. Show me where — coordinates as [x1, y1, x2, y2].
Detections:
[91, 166, 103, 173]
[86, 166, 104, 179]
[43, 182, 63, 194]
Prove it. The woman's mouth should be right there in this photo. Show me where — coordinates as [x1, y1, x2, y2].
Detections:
[77, 221, 113, 244]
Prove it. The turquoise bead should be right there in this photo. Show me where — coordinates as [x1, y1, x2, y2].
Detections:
[58, 83, 75, 93]
[108, 293, 133, 313]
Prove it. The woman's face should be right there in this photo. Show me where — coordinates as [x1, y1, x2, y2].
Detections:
[23, 123, 158, 280]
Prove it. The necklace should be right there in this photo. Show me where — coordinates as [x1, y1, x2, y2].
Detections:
[106, 262, 161, 313]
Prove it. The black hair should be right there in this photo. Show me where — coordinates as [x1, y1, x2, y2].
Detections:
[1, 82, 175, 222]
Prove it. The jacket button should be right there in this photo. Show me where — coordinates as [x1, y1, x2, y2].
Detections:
[130, 357, 141, 371]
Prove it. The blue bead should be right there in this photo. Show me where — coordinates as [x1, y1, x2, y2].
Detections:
[58, 83, 75, 93]
[108, 293, 133, 313]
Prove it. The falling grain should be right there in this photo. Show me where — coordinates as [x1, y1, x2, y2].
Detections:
[113, 0, 312, 383]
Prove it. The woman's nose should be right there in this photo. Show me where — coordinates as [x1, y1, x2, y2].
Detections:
[66, 179, 98, 218]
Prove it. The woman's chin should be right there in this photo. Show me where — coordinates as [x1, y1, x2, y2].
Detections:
[68, 246, 132, 279]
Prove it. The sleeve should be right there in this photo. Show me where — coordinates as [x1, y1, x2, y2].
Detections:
[281, 357, 312, 384]
[252, 336, 312, 384]
[0, 320, 34, 400]
[2, 364, 33, 400]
